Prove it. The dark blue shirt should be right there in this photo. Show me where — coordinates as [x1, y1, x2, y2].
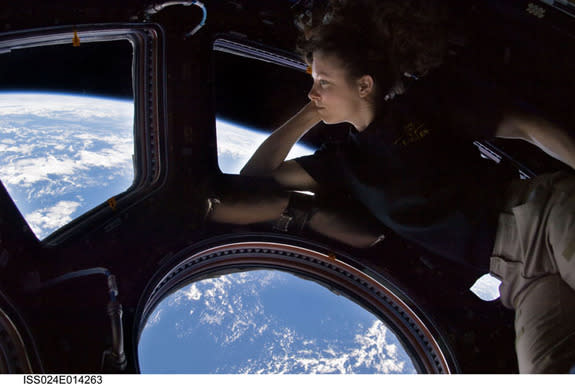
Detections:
[296, 65, 518, 272]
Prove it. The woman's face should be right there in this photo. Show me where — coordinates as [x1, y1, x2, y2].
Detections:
[307, 51, 373, 127]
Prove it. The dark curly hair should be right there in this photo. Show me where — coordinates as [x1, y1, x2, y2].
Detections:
[297, 0, 448, 99]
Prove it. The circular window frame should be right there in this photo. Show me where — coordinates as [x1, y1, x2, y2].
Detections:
[136, 237, 458, 374]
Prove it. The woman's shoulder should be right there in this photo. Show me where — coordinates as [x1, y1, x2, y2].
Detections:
[400, 61, 513, 140]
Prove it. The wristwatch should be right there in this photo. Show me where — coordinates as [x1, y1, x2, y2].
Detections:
[273, 192, 316, 234]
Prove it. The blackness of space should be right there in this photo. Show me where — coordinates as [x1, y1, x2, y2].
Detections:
[0, 40, 133, 100]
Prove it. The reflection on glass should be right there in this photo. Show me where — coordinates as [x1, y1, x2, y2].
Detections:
[470, 273, 501, 301]
[139, 269, 416, 374]
[0, 93, 134, 239]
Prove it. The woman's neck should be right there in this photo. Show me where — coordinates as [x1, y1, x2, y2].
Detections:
[351, 103, 376, 132]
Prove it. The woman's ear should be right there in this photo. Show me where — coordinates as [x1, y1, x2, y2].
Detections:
[357, 75, 375, 98]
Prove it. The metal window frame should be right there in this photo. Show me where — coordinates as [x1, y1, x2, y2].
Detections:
[0, 23, 167, 245]
[213, 36, 308, 71]
[136, 236, 459, 374]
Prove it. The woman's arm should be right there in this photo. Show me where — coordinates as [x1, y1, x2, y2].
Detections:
[240, 102, 321, 176]
[307, 208, 385, 248]
[496, 111, 575, 170]
[208, 191, 384, 248]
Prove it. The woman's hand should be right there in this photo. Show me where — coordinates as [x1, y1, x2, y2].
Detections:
[300, 101, 322, 120]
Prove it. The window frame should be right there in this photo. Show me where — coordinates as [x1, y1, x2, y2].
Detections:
[0, 23, 167, 245]
[136, 236, 458, 374]
[212, 35, 314, 176]
[213, 36, 308, 72]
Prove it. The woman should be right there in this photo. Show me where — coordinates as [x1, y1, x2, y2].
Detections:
[210, 0, 575, 373]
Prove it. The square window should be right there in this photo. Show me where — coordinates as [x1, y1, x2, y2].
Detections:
[213, 38, 319, 174]
[0, 26, 164, 242]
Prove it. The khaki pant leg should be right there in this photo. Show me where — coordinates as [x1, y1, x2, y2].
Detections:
[491, 172, 575, 373]
[546, 176, 575, 290]
[491, 174, 560, 310]
[514, 274, 575, 373]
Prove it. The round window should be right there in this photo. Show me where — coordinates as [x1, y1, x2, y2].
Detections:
[136, 240, 455, 373]
[139, 269, 416, 373]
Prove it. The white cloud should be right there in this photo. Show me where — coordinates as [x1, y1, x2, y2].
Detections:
[0, 92, 136, 239]
[216, 120, 315, 174]
[236, 320, 409, 374]
[144, 309, 163, 329]
[0, 155, 81, 187]
[166, 272, 271, 344]
[26, 200, 81, 237]
[0, 144, 133, 190]
[352, 321, 406, 373]
[144, 270, 415, 374]
[184, 285, 202, 301]
[0, 94, 133, 121]
[216, 120, 268, 159]
[77, 146, 133, 168]
[2, 143, 36, 155]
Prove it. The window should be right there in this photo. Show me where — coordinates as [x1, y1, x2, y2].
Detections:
[0, 26, 165, 242]
[213, 38, 321, 174]
[216, 119, 316, 174]
[137, 241, 455, 373]
[139, 269, 417, 373]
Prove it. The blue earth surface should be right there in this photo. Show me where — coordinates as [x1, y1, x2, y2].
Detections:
[139, 270, 417, 374]
[0, 92, 134, 240]
[0, 92, 500, 374]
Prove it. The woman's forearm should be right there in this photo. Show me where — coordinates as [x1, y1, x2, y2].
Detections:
[208, 193, 289, 224]
[307, 209, 384, 248]
[522, 118, 575, 170]
[208, 193, 384, 249]
[240, 103, 321, 176]
[498, 113, 575, 170]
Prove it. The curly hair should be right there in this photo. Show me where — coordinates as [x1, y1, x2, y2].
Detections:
[297, 0, 448, 97]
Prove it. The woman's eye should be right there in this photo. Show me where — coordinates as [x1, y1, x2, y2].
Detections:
[319, 80, 329, 87]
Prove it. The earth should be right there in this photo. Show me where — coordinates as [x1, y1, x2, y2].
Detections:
[0, 92, 500, 374]
[0, 92, 134, 240]
[139, 270, 417, 374]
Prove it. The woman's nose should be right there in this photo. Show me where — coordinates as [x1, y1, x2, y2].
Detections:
[308, 85, 320, 101]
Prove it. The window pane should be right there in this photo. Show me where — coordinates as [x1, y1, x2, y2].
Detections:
[0, 41, 134, 240]
[216, 119, 315, 174]
[139, 270, 417, 374]
[213, 49, 317, 174]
